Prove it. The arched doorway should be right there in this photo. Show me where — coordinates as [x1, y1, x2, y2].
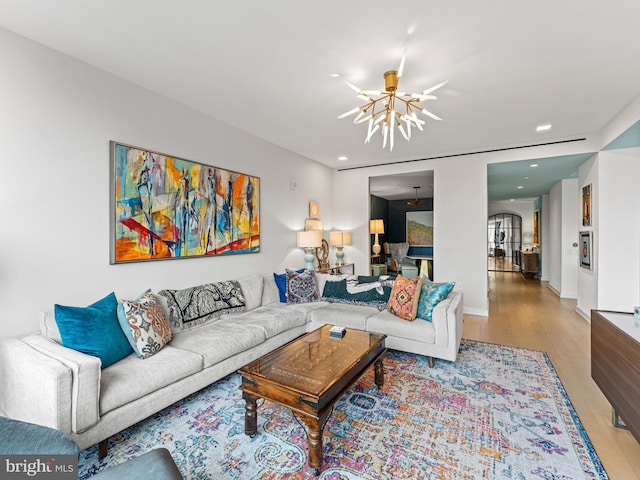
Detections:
[488, 213, 522, 272]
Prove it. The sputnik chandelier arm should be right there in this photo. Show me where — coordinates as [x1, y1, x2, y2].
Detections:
[338, 66, 447, 151]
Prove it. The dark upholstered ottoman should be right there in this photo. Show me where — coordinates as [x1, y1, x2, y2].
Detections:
[0, 416, 182, 479]
[92, 448, 182, 479]
[0, 416, 78, 455]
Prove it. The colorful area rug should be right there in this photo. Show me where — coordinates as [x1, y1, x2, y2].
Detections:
[78, 340, 607, 479]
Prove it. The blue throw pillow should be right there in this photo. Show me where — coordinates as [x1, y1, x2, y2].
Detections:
[54, 292, 133, 368]
[274, 269, 304, 303]
[416, 281, 455, 322]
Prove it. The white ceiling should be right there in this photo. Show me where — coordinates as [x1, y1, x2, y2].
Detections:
[1, 1, 640, 189]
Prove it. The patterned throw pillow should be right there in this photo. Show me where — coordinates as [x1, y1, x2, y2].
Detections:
[117, 290, 172, 359]
[286, 269, 319, 304]
[387, 275, 422, 320]
[416, 279, 455, 322]
[158, 281, 247, 332]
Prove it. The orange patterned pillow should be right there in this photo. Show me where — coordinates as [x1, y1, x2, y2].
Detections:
[387, 275, 422, 320]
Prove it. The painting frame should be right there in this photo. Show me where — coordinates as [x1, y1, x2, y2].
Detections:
[579, 231, 593, 269]
[533, 210, 540, 245]
[406, 211, 433, 246]
[582, 184, 592, 226]
[309, 200, 320, 219]
[110, 141, 260, 264]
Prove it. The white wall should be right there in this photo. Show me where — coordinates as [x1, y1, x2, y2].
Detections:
[334, 158, 489, 317]
[541, 194, 550, 281]
[576, 154, 599, 318]
[0, 28, 334, 339]
[597, 148, 640, 312]
[561, 179, 579, 297]
[547, 179, 579, 297]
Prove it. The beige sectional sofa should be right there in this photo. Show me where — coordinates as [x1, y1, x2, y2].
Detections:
[0, 272, 463, 454]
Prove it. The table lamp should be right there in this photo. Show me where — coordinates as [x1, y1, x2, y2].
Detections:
[329, 231, 352, 266]
[369, 219, 384, 255]
[297, 230, 322, 270]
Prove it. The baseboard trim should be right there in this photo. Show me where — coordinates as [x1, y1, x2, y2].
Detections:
[464, 307, 489, 317]
[575, 306, 591, 322]
[547, 284, 561, 297]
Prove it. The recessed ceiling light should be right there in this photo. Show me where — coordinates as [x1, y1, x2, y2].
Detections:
[510, 199, 515, 201]
[337, 155, 348, 161]
[329, 73, 340, 78]
[524, 176, 529, 179]
[530, 164, 538, 167]
[517, 186, 524, 189]
[536, 124, 552, 132]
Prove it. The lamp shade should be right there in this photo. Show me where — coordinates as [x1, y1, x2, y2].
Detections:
[297, 230, 322, 248]
[329, 231, 352, 246]
[369, 219, 384, 234]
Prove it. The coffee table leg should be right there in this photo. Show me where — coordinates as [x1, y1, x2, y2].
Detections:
[374, 358, 384, 388]
[300, 416, 323, 474]
[243, 392, 258, 437]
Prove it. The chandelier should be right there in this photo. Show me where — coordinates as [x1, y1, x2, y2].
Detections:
[338, 65, 447, 151]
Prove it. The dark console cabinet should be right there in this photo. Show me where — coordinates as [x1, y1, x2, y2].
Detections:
[591, 309, 640, 442]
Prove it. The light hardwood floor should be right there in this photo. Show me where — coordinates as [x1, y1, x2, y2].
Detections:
[463, 271, 640, 479]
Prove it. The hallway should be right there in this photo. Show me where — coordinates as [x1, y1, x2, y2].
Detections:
[463, 272, 640, 479]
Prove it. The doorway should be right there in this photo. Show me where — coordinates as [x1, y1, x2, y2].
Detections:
[488, 213, 522, 272]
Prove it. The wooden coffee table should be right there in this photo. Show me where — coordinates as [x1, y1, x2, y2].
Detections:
[238, 325, 386, 474]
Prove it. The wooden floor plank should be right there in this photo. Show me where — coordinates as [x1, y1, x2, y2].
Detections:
[463, 271, 640, 480]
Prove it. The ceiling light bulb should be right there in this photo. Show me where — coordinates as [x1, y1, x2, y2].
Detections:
[337, 156, 348, 161]
[530, 164, 539, 167]
[536, 124, 552, 132]
[517, 186, 524, 189]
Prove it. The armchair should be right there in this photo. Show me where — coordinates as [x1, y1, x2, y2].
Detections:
[383, 242, 419, 279]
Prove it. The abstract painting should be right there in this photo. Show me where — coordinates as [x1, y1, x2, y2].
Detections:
[110, 142, 259, 264]
[406, 211, 433, 246]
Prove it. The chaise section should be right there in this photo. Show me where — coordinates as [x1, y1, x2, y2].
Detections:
[100, 345, 203, 415]
[367, 310, 436, 344]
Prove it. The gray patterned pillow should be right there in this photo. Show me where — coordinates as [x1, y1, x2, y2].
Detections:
[286, 269, 319, 304]
[158, 280, 246, 332]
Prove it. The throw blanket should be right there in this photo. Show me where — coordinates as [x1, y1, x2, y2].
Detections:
[159, 281, 246, 332]
[321, 275, 394, 310]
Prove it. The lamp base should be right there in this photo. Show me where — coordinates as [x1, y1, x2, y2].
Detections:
[304, 248, 315, 271]
[335, 246, 345, 266]
[372, 243, 381, 255]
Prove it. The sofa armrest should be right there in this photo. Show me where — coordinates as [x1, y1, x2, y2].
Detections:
[431, 290, 464, 349]
[22, 335, 102, 434]
[0, 338, 73, 432]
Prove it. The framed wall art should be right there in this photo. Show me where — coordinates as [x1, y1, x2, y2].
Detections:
[533, 210, 540, 245]
[309, 200, 320, 219]
[579, 231, 592, 269]
[110, 141, 260, 264]
[406, 211, 433, 246]
[582, 184, 592, 226]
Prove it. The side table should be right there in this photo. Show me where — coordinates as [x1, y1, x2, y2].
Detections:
[371, 264, 387, 276]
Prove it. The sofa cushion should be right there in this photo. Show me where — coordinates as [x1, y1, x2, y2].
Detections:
[100, 345, 203, 415]
[117, 290, 172, 359]
[286, 269, 319, 304]
[158, 281, 247, 332]
[416, 279, 455, 322]
[367, 309, 436, 344]
[237, 275, 264, 311]
[54, 292, 133, 368]
[308, 303, 379, 331]
[261, 273, 281, 306]
[225, 304, 307, 339]
[387, 275, 422, 321]
[168, 322, 266, 368]
[273, 269, 304, 303]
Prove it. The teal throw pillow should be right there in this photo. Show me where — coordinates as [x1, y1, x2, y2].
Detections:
[54, 292, 133, 368]
[416, 281, 455, 322]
